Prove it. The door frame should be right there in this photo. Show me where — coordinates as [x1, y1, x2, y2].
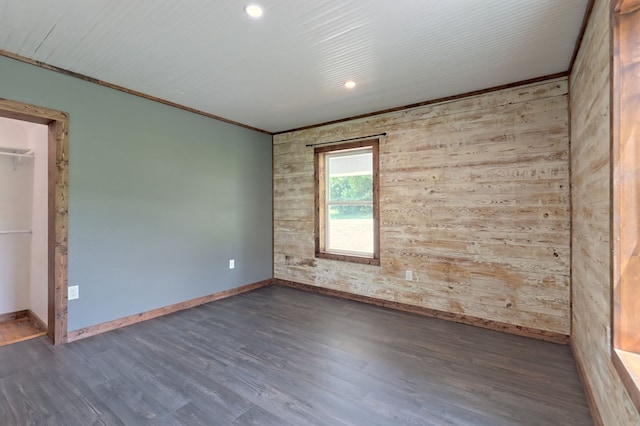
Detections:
[0, 98, 69, 345]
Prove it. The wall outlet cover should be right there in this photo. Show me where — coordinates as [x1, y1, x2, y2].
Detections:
[68, 285, 79, 300]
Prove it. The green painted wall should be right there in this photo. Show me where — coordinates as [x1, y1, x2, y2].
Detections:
[0, 55, 273, 331]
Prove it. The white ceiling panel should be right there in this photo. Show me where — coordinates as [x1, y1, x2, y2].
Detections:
[0, 0, 589, 133]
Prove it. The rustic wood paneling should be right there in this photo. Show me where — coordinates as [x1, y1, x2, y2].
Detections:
[278, 280, 569, 344]
[570, 0, 640, 423]
[279, 72, 569, 134]
[49, 119, 68, 345]
[571, 341, 604, 425]
[274, 78, 571, 337]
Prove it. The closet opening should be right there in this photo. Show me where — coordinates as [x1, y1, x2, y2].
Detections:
[0, 99, 68, 345]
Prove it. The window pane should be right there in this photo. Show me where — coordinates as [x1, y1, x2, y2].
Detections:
[327, 152, 372, 202]
[327, 204, 373, 254]
[315, 139, 379, 264]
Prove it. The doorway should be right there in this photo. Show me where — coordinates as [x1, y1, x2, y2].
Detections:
[0, 98, 68, 345]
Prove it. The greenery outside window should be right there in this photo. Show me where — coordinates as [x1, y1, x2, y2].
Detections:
[314, 139, 380, 265]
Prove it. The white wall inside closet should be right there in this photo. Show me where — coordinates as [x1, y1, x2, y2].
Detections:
[0, 117, 48, 324]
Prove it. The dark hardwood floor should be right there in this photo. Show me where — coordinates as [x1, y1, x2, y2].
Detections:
[0, 285, 592, 425]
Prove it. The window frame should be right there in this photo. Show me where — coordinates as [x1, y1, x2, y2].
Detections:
[314, 139, 380, 265]
[611, 0, 640, 412]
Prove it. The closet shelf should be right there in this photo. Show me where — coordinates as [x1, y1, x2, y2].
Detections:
[0, 230, 32, 235]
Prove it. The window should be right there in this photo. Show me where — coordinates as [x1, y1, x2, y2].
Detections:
[314, 139, 380, 265]
[612, 0, 640, 412]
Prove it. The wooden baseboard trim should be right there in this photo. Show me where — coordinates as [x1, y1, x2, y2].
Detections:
[0, 309, 29, 323]
[276, 279, 569, 345]
[67, 279, 273, 342]
[570, 339, 604, 426]
[27, 310, 47, 333]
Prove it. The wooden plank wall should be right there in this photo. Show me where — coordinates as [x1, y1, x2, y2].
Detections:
[570, 0, 640, 423]
[274, 78, 570, 335]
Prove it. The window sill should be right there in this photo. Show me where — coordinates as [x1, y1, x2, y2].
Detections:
[316, 251, 380, 266]
[613, 349, 640, 412]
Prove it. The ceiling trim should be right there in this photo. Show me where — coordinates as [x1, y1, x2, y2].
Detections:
[568, 0, 597, 75]
[1, 49, 573, 138]
[275, 71, 569, 135]
[0, 49, 272, 135]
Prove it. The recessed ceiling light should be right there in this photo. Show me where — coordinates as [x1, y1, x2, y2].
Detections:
[344, 80, 356, 89]
[244, 4, 263, 18]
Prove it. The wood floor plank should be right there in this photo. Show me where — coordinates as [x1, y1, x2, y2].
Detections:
[0, 285, 592, 425]
[231, 404, 292, 426]
[0, 316, 47, 347]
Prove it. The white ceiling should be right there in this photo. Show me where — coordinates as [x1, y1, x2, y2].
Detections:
[0, 0, 589, 133]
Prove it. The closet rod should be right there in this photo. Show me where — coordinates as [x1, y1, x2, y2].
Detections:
[0, 230, 32, 235]
[0, 151, 34, 159]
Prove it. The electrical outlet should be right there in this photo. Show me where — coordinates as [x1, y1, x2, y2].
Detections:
[68, 285, 79, 300]
[229, 259, 235, 269]
[405, 270, 413, 281]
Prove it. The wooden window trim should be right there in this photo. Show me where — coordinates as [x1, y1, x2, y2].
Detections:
[314, 139, 380, 266]
[611, 0, 640, 412]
